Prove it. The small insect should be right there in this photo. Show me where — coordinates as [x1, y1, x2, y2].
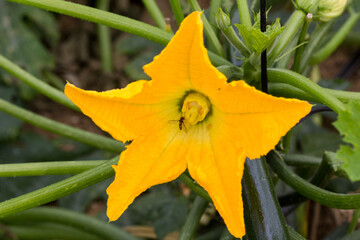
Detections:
[178, 116, 185, 130]
[169, 116, 188, 132]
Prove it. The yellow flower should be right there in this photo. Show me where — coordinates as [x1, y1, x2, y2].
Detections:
[64, 12, 311, 238]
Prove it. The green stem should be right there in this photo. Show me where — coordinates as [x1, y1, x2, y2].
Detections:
[269, 83, 360, 103]
[188, 0, 225, 57]
[267, 150, 360, 209]
[0, 161, 213, 207]
[221, 27, 250, 57]
[0, 157, 118, 218]
[217, 65, 244, 80]
[279, 152, 335, 206]
[348, 209, 360, 233]
[179, 173, 212, 202]
[292, 14, 312, 73]
[310, 12, 360, 65]
[0, 98, 125, 153]
[169, 0, 184, 26]
[282, 129, 293, 154]
[216, 9, 250, 57]
[300, 21, 333, 73]
[0, 160, 106, 177]
[96, 0, 112, 73]
[268, 10, 306, 66]
[8, 0, 171, 45]
[178, 196, 208, 240]
[267, 68, 346, 113]
[6, 223, 102, 240]
[42, 70, 66, 90]
[283, 154, 321, 167]
[142, 0, 167, 30]
[8, 0, 231, 66]
[0, 54, 79, 111]
[236, 0, 252, 27]
[209, 0, 222, 30]
[1, 207, 140, 240]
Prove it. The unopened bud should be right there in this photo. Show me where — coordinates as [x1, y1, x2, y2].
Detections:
[295, 0, 319, 13]
[216, 8, 231, 30]
[318, 0, 347, 22]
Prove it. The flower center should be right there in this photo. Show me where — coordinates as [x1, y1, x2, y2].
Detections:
[181, 92, 210, 127]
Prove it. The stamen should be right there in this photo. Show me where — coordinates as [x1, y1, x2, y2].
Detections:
[181, 92, 211, 127]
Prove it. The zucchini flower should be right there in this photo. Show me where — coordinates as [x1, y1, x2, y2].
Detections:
[64, 12, 311, 238]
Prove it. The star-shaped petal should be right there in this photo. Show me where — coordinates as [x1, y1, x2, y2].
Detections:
[64, 11, 311, 238]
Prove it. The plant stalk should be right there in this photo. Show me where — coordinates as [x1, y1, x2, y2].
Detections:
[267, 68, 346, 113]
[178, 196, 208, 240]
[0, 54, 79, 111]
[236, 0, 252, 27]
[142, 0, 167, 30]
[0, 98, 125, 153]
[292, 13, 312, 73]
[310, 12, 360, 65]
[169, 0, 184, 26]
[0, 157, 118, 218]
[188, 0, 225, 57]
[6, 0, 231, 66]
[0, 160, 106, 177]
[268, 10, 306, 66]
[1, 207, 140, 240]
[269, 83, 360, 103]
[267, 150, 360, 209]
[96, 0, 112, 73]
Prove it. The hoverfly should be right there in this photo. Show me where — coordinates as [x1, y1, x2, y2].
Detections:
[178, 116, 185, 130]
[170, 116, 188, 132]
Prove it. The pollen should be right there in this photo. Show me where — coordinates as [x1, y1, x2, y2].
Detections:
[181, 92, 210, 126]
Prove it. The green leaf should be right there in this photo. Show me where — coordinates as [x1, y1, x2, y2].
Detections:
[235, 19, 284, 55]
[118, 185, 189, 240]
[0, 1, 58, 99]
[333, 101, 360, 181]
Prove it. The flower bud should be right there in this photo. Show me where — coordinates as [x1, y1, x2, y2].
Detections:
[318, 0, 347, 22]
[295, 0, 319, 13]
[216, 8, 231, 30]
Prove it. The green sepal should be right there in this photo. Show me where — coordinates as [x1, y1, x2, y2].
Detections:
[235, 18, 284, 55]
[333, 101, 360, 181]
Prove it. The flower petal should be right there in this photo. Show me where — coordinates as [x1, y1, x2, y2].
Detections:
[143, 11, 226, 91]
[106, 123, 187, 221]
[65, 82, 180, 142]
[186, 122, 246, 238]
[209, 80, 312, 159]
